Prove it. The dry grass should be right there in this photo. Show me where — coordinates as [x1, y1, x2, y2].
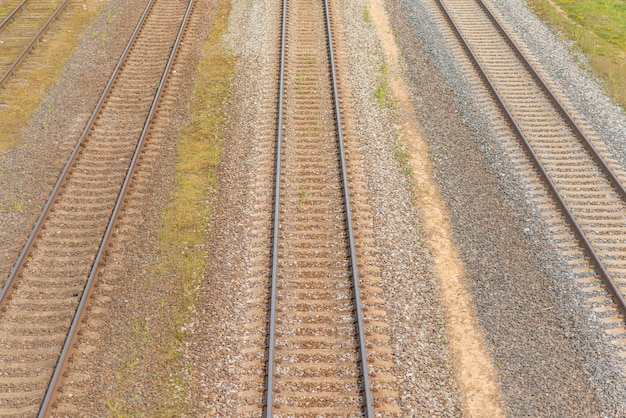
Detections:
[104, 0, 233, 413]
[528, 0, 626, 108]
[158, 0, 232, 349]
[0, 1, 107, 156]
[123, 0, 233, 414]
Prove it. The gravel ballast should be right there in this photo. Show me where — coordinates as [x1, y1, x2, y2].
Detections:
[0, 0, 217, 414]
[186, 0, 278, 414]
[0, 0, 149, 284]
[333, 0, 466, 413]
[2, 0, 625, 413]
[386, 0, 626, 415]
[188, 0, 464, 414]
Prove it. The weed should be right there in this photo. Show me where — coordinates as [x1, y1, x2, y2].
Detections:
[304, 51, 316, 65]
[12, 198, 23, 212]
[392, 142, 412, 177]
[294, 72, 305, 92]
[448, 369, 457, 382]
[375, 64, 394, 108]
[122, 354, 138, 371]
[363, 3, 371, 23]
[374, 84, 385, 104]
[106, 10, 112, 25]
[297, 186, 308, 211]
[105, 400, 122, 412]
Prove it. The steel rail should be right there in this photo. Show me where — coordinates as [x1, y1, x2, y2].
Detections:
[323, 0, 373, 414]
[0, 0, 69, 88]
[264, 0, 285, 413]
[0, 0, 28, 31]
[37, 0, 195, 415]
[0, 0, 155, 311]
[264, 0, 373, 415]
[434, 0, 626, 317]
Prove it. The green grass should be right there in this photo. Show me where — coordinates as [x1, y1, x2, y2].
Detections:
[363, 3, 372, 23]
[392, 141, 413, 177]
[374, 64, 394, 108]
[528, 0, 626, 108]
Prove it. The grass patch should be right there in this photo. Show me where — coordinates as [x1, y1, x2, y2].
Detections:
[375, 63, 394, 108]
[104, 0, 233, 415]
[294, 71, 305, 92]
[149, 0, 233, 411]
[392, 140, 413, 177]
[363, 2, 372, 23]
[297, 186, 308, 211]
[527, 0, 626, 108]
[391, 132, 417, 216]
[0, 0, 107, 157]
[12, 198, 24, 212]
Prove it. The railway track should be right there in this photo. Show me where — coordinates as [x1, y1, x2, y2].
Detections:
[0, 0, 194, 414]
[0, 0, 69, 87]
[433, 0, 626, 324]
[261, 0, 373, 415]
